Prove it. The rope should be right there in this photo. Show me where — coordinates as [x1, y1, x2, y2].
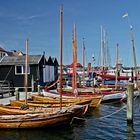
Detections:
[1, 65, 13, 86]
[98, 90, 140, 120]
[70, 117, 86, 125]
[98, 105, 126, 120]
[133, 90, 140, 101]
[45, 80, 59, 90]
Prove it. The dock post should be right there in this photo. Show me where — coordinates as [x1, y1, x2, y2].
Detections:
[15, 88, 19, 100]
[37, 85, 41, 94]
[127, 84, 134, 124]
[31, 75, 34, 92]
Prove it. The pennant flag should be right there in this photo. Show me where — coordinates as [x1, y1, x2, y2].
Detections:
[122, 12, 128, 18]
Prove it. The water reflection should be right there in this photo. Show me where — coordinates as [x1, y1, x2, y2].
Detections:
[127, 124, 134, 140]
[0, 126, 75, 140]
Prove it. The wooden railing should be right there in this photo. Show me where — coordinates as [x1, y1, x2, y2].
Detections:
[0, 80, 15, 98]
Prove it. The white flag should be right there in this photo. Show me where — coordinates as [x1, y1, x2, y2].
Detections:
[122, 12, 128, 18]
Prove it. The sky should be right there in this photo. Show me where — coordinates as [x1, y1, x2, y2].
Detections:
[0, 0, 140, 67]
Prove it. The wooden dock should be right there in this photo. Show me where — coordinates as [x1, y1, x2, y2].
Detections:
[0, 92, 35, 105]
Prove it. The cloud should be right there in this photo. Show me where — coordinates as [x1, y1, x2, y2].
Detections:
[17, 14, 46, 21]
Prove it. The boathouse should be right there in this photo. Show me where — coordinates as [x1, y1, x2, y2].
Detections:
[0, 54, 58, 91]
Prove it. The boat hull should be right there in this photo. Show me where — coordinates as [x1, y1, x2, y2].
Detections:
[0, 112, 73, 129]
[40, 91, 103, 108]
[0, 104, 87, 129]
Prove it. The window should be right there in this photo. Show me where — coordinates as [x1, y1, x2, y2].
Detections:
[0, 52, 6, 59]
[16, 66, 22, 74]
[15, 65, 30, 75]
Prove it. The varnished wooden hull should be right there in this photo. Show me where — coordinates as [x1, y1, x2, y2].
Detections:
[10, 98, 91, 109]
[0, 104, 87, 129]
[0, 105, 71, 115]
[10, 100, 71, 107]
[57, 89, 103, 108]
[33, 92, 103, 108]
[0, 112, 73, 129]
[59, 87, 126, 105]
[32, 94, 92, 105]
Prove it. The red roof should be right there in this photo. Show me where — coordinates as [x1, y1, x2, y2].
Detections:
[0, 47, 5, 52]
[66, 63, 83, 68]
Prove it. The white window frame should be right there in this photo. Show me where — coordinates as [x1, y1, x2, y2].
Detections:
[15, 65, 30, 75]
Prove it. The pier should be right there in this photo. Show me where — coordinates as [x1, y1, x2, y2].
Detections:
[0, 92, 35, 105]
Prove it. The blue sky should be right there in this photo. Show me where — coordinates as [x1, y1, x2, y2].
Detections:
[0, 0, 140, 67]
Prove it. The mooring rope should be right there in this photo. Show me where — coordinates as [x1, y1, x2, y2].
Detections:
[98, 90, 140, 120]
[98, 105, 126, 120]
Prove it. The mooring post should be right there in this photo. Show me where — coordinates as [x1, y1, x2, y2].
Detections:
[31, 75, 34, 92]
[127, 84, 134, 124]
[37, 85, 41, 94]
[15, 88, 19, 100]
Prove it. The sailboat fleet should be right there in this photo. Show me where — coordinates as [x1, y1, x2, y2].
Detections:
[0, 2, 139, 129]
[0, 3, 88, 129]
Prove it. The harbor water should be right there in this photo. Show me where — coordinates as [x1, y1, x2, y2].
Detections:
[0, 97, 140, 140]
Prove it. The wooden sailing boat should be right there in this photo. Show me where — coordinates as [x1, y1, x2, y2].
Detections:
[31, 3, 92, 110]
[10, 97, 91, 108]
[0, 104, 72, 115]
[52, 23, 103, 108]
[60, 29, 127, 103]
[0, 110, 75, 129]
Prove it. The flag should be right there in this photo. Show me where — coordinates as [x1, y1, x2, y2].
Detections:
[122, 12, 128, 18]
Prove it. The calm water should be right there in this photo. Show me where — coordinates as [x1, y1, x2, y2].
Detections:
[0, 98, 140, 140]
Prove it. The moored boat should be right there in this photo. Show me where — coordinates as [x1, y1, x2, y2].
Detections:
[0, 104, 86, 129]
[57, 86, 126, 104]
[35, 91, 103, 108]
[10, 97, 92, 108]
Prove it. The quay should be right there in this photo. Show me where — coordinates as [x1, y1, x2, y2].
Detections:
[0, 92, 35, 105]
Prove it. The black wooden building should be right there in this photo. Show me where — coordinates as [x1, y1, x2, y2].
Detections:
[0, 55, 58, 91]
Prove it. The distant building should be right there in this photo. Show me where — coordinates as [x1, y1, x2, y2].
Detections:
[66, 62, 83, 75]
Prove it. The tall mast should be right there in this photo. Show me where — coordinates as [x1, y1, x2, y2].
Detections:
[122, 12, 137, 87]
[72, 23, 77, 95]
[100, 26, 110, 70]
[100, 25, 103, 68]
[59, 2, 63, 109]
[25, 38, 28, 104]
[82, 38, 85, 87]
[115, 44, 119, 89]
[131, 31, 137, 85]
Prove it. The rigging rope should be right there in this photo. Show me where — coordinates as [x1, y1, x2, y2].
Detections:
[45, 80, 59, 90]
[1, 65, 13, 86]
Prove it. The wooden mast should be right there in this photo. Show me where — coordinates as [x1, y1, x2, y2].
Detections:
[25, 38, 28, 104]
[131, 31, 137, 87]
[123, 13, 137, 87]
[82, 38, 85, 87]
[59, 2, 63, 109]
[72, 23, 77, 95]
[115, 43, 118, 89]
